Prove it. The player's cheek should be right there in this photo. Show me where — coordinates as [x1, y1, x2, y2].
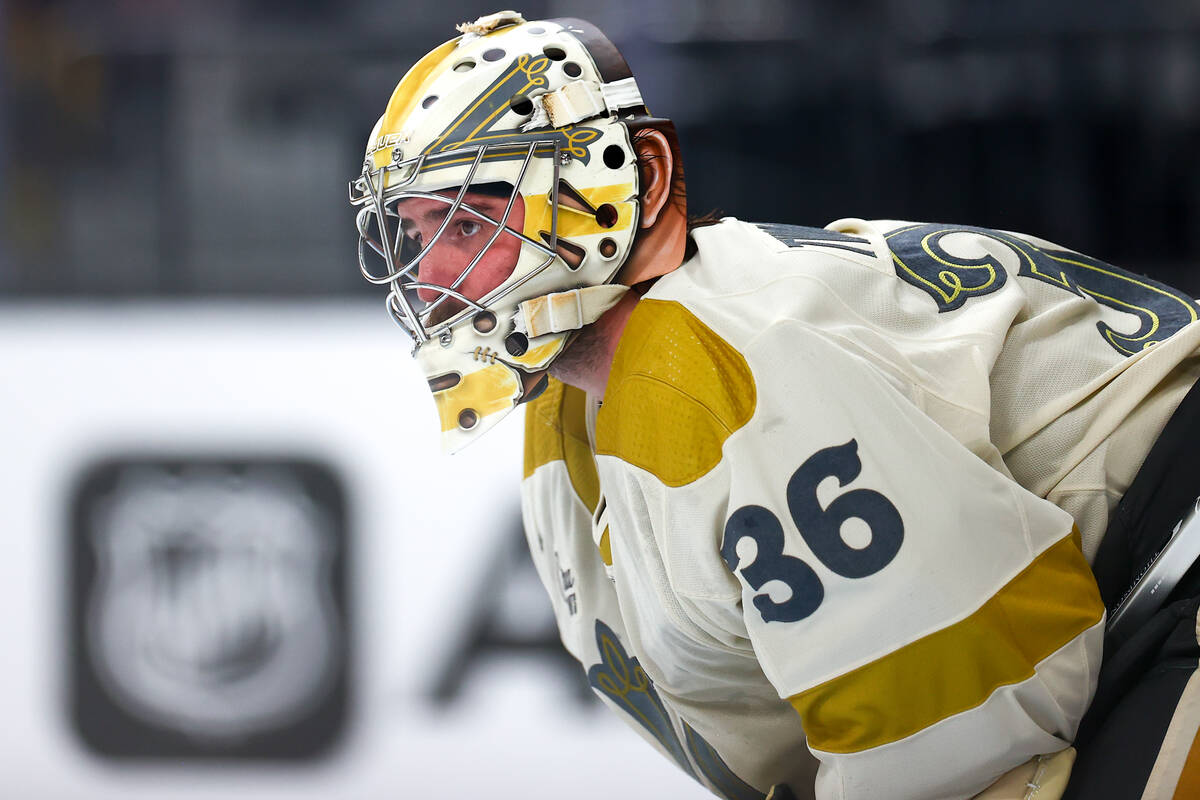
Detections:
[464, 204, 525, 300]
[486, 197, 525, 286]
[459, 244, 511, 301]
[417, 197, 525, 305]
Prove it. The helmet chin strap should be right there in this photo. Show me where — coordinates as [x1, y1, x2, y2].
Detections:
[512, 284, 629, 338]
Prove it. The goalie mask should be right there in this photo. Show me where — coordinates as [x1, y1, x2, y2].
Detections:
[350, 12, 648, 452]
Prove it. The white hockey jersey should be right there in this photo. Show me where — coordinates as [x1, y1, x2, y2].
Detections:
[520, 218, 1200, 800]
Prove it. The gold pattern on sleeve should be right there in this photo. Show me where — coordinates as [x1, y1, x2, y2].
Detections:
[596, 299, 757, 487]
[523, 377, 601, 513]
[789, 528, 1104, 754]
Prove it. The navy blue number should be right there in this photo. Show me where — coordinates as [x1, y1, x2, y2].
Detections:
[722, 439, 903, 623]
[786, 440, 904, 578]
[721, 506, 824, 623]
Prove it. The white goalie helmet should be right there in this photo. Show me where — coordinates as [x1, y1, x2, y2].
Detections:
[350, 11, 650, 452]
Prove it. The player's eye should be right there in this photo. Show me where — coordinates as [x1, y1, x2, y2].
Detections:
[456, 219, 482, 237]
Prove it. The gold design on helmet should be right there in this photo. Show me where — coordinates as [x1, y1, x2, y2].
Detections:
[377, 39, 459, 146]
[432, 363, 521, 432]
[506, 338, 564, 368]
[522, 181, 637, 241]
[562, 127, 601, 160]
[430, 55, 551, 154]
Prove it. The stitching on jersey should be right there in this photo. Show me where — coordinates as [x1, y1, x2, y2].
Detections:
[1008, 479, 1038, 557]
[621, 373, 738, 433]
[597, 299, 756, 488]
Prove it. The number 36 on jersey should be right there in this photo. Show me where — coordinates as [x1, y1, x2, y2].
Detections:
[720, 439, 905, 624]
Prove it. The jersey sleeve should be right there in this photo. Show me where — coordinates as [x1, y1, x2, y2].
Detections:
[595, 299, 1106, 800]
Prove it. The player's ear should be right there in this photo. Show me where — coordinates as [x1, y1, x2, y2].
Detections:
[632, 128, 674, 229]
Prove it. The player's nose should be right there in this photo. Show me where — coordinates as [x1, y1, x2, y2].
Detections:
[415, 247, 465, 303]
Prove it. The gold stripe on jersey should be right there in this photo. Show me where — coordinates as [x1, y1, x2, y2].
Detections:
[596, 299, 756, 487]
[598, 525, 612, 566]
[1172, 728, 1200, 799]
[523, 377, 601, 512]
[523, 376, 565, 476]
[789, 529, 1104, 754]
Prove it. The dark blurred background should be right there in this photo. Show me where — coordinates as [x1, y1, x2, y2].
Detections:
[4, 0, 1199, 298]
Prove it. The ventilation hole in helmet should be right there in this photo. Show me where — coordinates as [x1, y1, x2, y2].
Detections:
[472, 310, 497, 333]
[563, 61, 583, 78]
[505, 332, 529, 356]
[482, 48, 505, 62]
[422, 95, 438, 109]
[599, 238, 618, 259]
[458, 408, 479, 429]
[539, 231, 587, 270]
[509, 95, 534, 116]
[453, 59, 475, 72]
[594, 203, 619, 228]
[603, 145, 625, 169]
[527, 26, 546, 35]
[428, 373, 462, 392]
[555, 179, 597, 213]
[543, 45, 566, 61]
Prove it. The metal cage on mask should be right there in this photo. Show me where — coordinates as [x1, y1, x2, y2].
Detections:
[350, 139, 566, 347]
[349, 13, 651, 452]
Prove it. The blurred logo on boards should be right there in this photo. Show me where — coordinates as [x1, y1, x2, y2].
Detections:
[69, 458, 349, 759]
